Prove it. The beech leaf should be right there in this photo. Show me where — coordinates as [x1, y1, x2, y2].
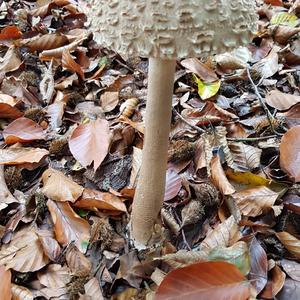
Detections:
[156, 261, 250, 300]
[0, 265, 11, 300]
[69, 119, 110, 172]
[266, 90, 300, 111]
[276, 231, 300, 258]
[41, 168, 84, 202]
[47, 199, 90, 253]
[3, 117, 46, 144]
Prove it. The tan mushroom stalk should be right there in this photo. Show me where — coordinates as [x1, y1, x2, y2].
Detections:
[86, 0, 258, 247]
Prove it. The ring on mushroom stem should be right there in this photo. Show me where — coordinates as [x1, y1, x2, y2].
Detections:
[85, 0, 258, 248]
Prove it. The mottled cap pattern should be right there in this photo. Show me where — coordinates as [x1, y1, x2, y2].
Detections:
[86, 0, 258, 59]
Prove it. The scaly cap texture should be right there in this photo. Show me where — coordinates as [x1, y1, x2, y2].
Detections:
[86, 0, 258, 59]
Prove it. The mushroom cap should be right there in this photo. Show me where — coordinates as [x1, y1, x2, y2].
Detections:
[86, 0, 258, 59]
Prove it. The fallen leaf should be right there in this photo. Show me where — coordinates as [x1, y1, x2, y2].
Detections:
[0, 46, 22, 73]
[0, 147, 49, 165]
[47, 199, 90, 253]
[281, 259, 300, 281]
[271, 12, 298, 27]
[0, 103, 23, 119]
[11, 284, 33, 300]
[38, 264, 71, 288]
[253, 49, 279, 78]
[3, 117, 46, 144]
[280, 126, 300, 182]
[210, 155, 235, 195]
[46, 102, 66, 129]
[100, 91, 119, 112]
[74, 188, 127, 213]
[0, 229, 49, 272]
[156, 261, 250, 300]
[194, 75, 221, 100]
[41, 168, 84, 202]
[0, 25, 22, 39]
[276, 231, 300, 258]
[277, 279, 300, 299]
[69, 119, 110, 172]
[266, 90, 300, 111]
[200, 216, 241, 255]
[164, 169, 182, 201]
[0, 265, 11, 300]
[62, 49, 85, 80]
[248, 236, 268, 294]
[83, 277, 104, 300]
[233, 186, 279, 217]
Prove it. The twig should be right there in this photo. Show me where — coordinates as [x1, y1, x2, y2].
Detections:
[246, 68, 283, 136]
[172, 108, 205, 133]
[227, 135, 277, 142]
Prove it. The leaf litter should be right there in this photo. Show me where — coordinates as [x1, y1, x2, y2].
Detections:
[2, 0, 300, 299]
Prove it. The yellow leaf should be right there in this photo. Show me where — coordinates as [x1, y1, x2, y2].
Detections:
[226, 169, 270, 187]
[194, 75, 221, 100]
[271, 12, 298, 27]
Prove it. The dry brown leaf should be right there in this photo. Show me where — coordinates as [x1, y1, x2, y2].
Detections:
[0, 103, 23, 119]
[181, 58, 218, 82]
[233, 186, 279, 217]
[276, 231, 300, 258]
[0, 46, 22, 73]
[66, 244, 92, 276]
[20, 33, 69, 52]
[37, 229, 62, 262]
[216, 52, 247, 73]
[229, 142, 262, 171]
[69, 119, 111, 171]
[164, 168, 182, 201]
[47, 199, 90, 253]
[3, 117, 46, 144]
[62, 49, 85, 80]
[0, 165, 19, 210]
[129, 146, 142, 188]
[38, 264, 71, 289]
[0, 265, 11, 300]
[11, 284, 33, 300]
[0, 147, 49, 165]
[0, 229, 49, 272]
[280, 126, 300, 182]
[74, 188, 127, 213]
[253, 48, 279, 78]
[271, 25, 300, 44]
[200, 216, 241, 255]
[47, 102, 66, 129]
[210, 155, 235, 195]
[41, 168, 84, 202]
[0, 25, 22, 40]
[281, 259, 300, 281]
[118, 115, 145, 134]
[83, 277, 104, 300]
[266, 90, 300, 111]
[100, 91, 119, 112]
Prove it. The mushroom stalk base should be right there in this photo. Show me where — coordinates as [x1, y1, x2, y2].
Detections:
[131, 57, 176, 247]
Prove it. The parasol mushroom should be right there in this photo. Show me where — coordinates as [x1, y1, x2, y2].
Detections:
[86, 0, 258, 248]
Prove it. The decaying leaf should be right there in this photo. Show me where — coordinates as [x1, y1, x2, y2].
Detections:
[0, 229, 49, 272]
[41, 168, 84, 202]
[47, 199, 90, 253]
[69, 119, 111, 171]
[280, 126, 300, 182]
[233, 186, 279, 217]
[200, 216, 241, 255]
[156, 261, 250, 300]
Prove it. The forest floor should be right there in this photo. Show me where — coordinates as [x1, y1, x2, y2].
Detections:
[1, 0, 300, 299]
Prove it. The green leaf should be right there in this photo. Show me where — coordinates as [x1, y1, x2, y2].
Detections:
[194, 74, 221, 100]
[208, 241, 250, 275]
[271, 12, 298, 27]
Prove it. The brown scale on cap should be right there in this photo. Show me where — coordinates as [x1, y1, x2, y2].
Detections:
[87, 0, 257, 59]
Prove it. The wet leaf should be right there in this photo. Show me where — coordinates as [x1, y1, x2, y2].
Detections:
[41, 168, 84, 202]
[3, 117, 46, 144]
[69, 119, 111, 172]
[156, 261, 250, 300]
[280, 126, 300, 182]
[47, 199, 90, 253]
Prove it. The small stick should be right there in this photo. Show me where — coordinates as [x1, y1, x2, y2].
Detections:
[172, 108, 205, 133]
[227, 135, 277, 142]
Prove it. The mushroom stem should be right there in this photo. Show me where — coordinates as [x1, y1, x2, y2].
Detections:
[131, 57, 176, 247]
